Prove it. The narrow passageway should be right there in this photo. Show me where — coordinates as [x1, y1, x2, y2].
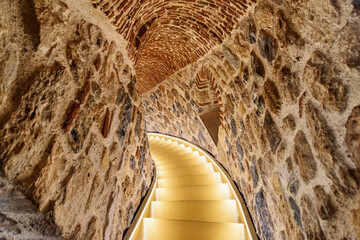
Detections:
[1, 0, 359, 239]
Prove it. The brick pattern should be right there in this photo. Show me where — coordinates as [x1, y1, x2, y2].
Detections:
[90, 0, 257, 93]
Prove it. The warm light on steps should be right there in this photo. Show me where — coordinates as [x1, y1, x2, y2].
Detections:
[151, 200, 239, 223]
[123, 134, 258, 240]
[142, 218, 246, 240]
[157, 163, 214, 179]
[157, 156, 207, 171]
[157, 173, 222, 188]
[153, 150, 199, 160]
[155, 184, 231, 201]
[153, 154, 200, 163]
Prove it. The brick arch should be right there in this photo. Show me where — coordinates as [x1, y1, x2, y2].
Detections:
[90, 0, 257, 93]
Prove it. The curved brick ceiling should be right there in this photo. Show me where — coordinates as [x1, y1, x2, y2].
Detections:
[91, 0, 257, 94]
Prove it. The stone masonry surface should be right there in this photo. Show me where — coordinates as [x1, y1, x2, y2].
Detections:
[0, 0, 359, 239]
[0, 0, 154, 239]
[142, 0, 360, 239]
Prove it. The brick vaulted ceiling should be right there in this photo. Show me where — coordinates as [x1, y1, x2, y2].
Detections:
[90, 0, 257, 94]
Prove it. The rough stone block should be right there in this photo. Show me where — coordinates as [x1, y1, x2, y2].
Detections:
[258, 30, 278, 64]
[263, 111, 282, 153]
[293, 130, 317, 183]
[313, 185, 336, 220]
[263, 79, 282, 115]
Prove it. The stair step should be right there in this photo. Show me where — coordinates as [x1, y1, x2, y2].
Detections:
[154, 154, 201, 164]
[149, 140, 182, 150]
[151, 148, 186, 157]
[151, 200, 238, 223]
[157, 163, 213, 179]
[153, 145, 192, 153]
[142, 218, 245, 240]
[154, 154, 198, 163]
[157, 157, 206, 171]
[150, 143, 184, 153]
[157, 155, 206, 166]
[154, 151, 199, 163]
[155, 184, 230, 201]
[157, 173, 222, 188]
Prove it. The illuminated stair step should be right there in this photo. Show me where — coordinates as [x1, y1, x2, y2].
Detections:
[149, 139, 180, 149]
[157, 163, 213, 179]
[158, 162, 212, 176]
[150, 141, 182, 150]
[151, 200, 238, 223]
[154, 156, 199, 164]
[149, 142, 191, 150]
[150, 143, 195, 152]
[155, 184, 230, 201]
[152, 150, 197, 160]
[154, 156, 200, 165]
[156, 155, 206, 167]
[153, 148, 198, 156]
[142, 218, 245, 240]
[150, 144, 185, 154]
[155, 158, 205, 169]
[157, 157, 206, 171]
[149, 140, 191, 150]
[157, 173, 222, 188]
[153, 151, 199, 162]
[151, 138, 171, 146]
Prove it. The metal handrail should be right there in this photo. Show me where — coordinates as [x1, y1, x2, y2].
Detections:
[123, 169, 157, 240]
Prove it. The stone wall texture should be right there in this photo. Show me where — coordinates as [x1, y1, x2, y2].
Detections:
[0, 0, 154, 239]
[142, 0, 360, 239]
[141, 71, 218, 156]
[0, 172, 62, 239]
[1, 0, 359, 239]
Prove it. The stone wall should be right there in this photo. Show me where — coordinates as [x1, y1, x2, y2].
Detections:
[143, 0, 360, 239]
[0, 172, 61, 239]
[0, 0, 154, 239]
[141, 71, 218, 156]
[1, 0, 359, 239]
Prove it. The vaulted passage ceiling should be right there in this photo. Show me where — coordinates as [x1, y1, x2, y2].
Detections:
[90, 0, 256, 94]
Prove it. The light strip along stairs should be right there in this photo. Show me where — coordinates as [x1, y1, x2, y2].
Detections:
[124, 133, 258, 240]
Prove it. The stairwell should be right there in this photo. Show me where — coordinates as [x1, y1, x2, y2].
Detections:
[125, 134, 257, 240]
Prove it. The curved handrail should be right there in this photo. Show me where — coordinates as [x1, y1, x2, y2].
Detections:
[123, 169, 157, 240]
[124, 133, 258, 240]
